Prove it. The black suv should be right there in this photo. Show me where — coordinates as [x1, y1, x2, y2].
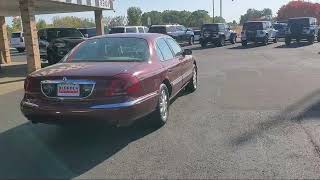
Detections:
[241, 21, 278, 46]
[38, 28, 85, 65]
[285, 17, 319, 45]
[199, 23, 237, 48]
[148, 25, 195, 45]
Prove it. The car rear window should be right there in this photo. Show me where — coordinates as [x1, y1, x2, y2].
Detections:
[11, 33, 21, 38]
[202, 24, 219, 31]
[243, 22, 264, 30]
[194, 31, 201, 35]
[66, 37, 150, 62]
[288, 18, 311, 27]
[149, 26, 167, 34]
[110, 28, 125, 34]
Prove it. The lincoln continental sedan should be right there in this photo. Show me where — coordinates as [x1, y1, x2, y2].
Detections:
[21, 33, 198, 127]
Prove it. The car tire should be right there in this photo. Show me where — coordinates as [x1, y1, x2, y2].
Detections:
[152, 84, 170, 127]
[17, 48, 25, 53]
[308, 36, 315, 44]
[47, 53, 56, 65]
[296, 37, 301, 43]
[201, 41, 207, 48]
[241, 41, 247, 47]
[263, 36, 269, 46]
[217, 36, 225, 47]
[186, 65, 197, 92]
[317, 36, 320, 42]
[273, 37, 278, 43]
[230, 35, 236, 44]
[189, 36, 194, 45]
[285, 37, 291, 46]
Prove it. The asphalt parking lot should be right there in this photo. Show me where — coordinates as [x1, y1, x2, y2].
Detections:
[2, 41, 320, 178]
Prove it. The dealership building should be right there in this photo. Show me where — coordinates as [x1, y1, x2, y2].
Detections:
[0, 0, 114, 73]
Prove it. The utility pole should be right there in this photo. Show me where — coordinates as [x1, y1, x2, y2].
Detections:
[220, 0, 222, 18]
[212, 0, 215, 23]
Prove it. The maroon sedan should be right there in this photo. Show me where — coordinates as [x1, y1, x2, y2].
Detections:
[21, 33, 198, 127]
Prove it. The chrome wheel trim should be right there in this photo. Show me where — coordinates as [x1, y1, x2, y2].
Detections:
[159, 89, 168, 121]
[193, 68, 197, 89]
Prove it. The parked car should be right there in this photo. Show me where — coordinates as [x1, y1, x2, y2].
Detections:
[78, 27, 97, 38]
[273, 23, 287, 38]
[241, 21, 278, 46]
[20, 33, 198, 127]
[199, 23, 237, 47]
[10, 32, 25, 52]
[194, 30, 201, 42]
[148, 25, 195, 45]
[38, 28, 85, 65]
[109, 26, 149, 34]
[285, 17, 319, 45]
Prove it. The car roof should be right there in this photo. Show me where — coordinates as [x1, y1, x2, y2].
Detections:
[203, 23, 224, 25]
[40, 28, 78, 30]
[112, 26, 146, 28]
[289, 17, 316, 20]
[90, 33, 168, 41]
[245, 21, 270, 23]
[151, 24, 182, 27]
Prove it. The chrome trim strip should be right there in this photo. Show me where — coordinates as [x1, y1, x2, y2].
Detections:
[40, 79, 96, 100]
[90, 91, 158, 109]
[171, 68, 193, 86]
[22, 102, 39, 108]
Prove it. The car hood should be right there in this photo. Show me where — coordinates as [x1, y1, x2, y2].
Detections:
[30, 62, 141, 78]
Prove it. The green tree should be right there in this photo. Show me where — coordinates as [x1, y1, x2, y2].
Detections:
[52, 16, 95, 28]
[162, 10, 191, 25]
[11, 17, 22, 32]
[213, 16, 226, 23]
[187, 10, 211, 27]
[106, 16, 127, 27]
[240, 8, 272, 24]
[127, 7, 142, 26]
[36, 19, 47, 30]
[141, 11, 163, 26]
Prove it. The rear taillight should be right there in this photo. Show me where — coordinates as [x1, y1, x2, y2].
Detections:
[24, 77, 38, 92]
[105, 74, 142, 98]
[20, 37, 24, 42]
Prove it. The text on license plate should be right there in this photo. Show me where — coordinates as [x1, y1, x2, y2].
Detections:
[57, 84, 80, 97]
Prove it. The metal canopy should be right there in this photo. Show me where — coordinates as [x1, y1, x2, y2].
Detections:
[0, 0, 113, 16]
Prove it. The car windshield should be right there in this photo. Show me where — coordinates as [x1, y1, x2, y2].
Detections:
[46, 29, 83, 41]
[243, 22, 263, 30]
[202, 24, 219, 31]
[288, 18, 310, 27]
[65, 37, 150, 62]
[109, 27, 125, 34]
[149, 26, 167, 34]
[11, 33, 21, 38]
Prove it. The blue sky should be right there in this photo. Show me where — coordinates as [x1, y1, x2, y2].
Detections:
[6, 0, 299, 25]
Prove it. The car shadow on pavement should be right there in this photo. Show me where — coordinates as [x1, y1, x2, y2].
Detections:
[275, 42, 312, 49]
[228, 43, 267, 50]
[230, 89, 320, 147]
[0, 117, 160, 179]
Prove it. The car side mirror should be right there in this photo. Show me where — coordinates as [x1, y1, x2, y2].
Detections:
[84, 34, 89, 38]
[183, 49, 192, 56]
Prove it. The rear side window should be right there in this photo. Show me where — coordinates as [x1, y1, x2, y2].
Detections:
[156, 38, 174, 61]
[138, 27, 144, 33]
[11, 33, 21, 38]
[126, 27, 137, 33]
[149, 26, 167, 34]
[166, 38, 182, 56]
[167, 26, 176, 33]
[110, 28, 125, 34]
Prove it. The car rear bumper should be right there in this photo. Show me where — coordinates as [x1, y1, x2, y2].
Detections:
[286, 34, 315, 40]
[241, 36, 265, 42]
[21, 92, 159, 127]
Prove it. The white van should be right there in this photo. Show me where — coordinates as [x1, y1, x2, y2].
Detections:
[109, 26, 149, 34]
[10, 32, 25, 52]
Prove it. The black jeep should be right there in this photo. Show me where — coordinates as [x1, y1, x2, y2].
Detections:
[199, 23, 237, 48]
[38, 28, 85, 65]
[285, 17, 319, 45]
